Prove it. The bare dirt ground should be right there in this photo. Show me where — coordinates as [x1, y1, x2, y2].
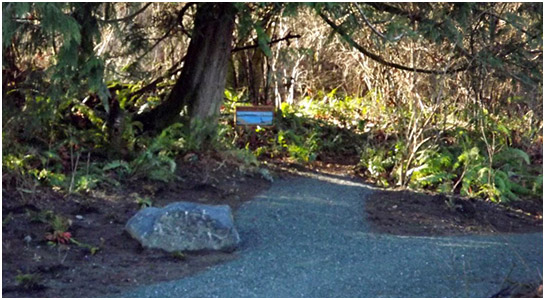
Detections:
[365, 189, 542, 236]
[2, 154, 270, 298]
[2, 154, 542, 297]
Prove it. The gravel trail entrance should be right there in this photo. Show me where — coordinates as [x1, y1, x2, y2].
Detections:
[123, 172, 543, 297]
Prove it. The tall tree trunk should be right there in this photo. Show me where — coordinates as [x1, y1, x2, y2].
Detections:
[137, 3, 236, 132]
[248, 49, 265, 105]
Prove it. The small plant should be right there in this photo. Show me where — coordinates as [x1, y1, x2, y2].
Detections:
[69, 238, 100, 255]
[358, 146, 396, 187]
[136, 196, 153, 209]
[171, 251, 187, 261]
[45, 231, 72, 245]
[43, 214, 73, 247]
[43, 212, 99, 253]
[49, 214, 71, 232]
[103, 159, 132, 180]
[27, 210, 73, 242]
[28, 210, 97, 253]
[27, 209, 55, 224]
[47, 234, 100, 255]
[27, 210, 70, 245]
[15, 271, 43, 290]
[408, 148, 456, 193]
[129, 126, 180, 183]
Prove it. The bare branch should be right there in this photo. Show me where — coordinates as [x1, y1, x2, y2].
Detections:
[318, 11, 473, 74]
[482, 11, 536, 37]
[354, 3, 403, 42]
[98, 3, 152, 24]
[129, 62, 185, 99]
[135, 24, 176, 62]
[364, 3, 423, 22]
[129, 32, 301, 98]
[135, 3, 196, 62]
[231, 33, 301, 53]
[176, 2, 197, 38]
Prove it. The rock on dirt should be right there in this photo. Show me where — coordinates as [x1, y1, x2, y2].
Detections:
[125, 202, 240, 252]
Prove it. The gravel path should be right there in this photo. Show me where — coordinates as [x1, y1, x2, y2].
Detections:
[123, 172, 542, 297]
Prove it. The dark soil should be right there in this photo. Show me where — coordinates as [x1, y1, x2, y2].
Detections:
[2, 155, 271, 298]
[365, 189, 542, 236]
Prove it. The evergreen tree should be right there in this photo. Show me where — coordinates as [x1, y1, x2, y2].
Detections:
[3, 2, 542, 133]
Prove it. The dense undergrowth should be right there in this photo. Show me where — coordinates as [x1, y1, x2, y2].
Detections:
[225, 87, 543, 204]
[3, 82, 543, 207]
[2, 84, 258, 199]
[273, 89, 542, 204]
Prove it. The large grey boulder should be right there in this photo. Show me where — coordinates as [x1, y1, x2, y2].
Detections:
[125, 202, 240, 252]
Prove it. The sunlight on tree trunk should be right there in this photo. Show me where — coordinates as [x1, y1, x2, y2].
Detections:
[137, 3, 236, 132]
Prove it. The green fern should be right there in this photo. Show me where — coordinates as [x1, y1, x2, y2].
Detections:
[494, 147, 530, 169]
[409, 148, 456, 190]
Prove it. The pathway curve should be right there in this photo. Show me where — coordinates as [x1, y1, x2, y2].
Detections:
[123, 172, 542, 297]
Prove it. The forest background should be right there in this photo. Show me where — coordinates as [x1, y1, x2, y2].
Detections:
[2, 2, 542, 214]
